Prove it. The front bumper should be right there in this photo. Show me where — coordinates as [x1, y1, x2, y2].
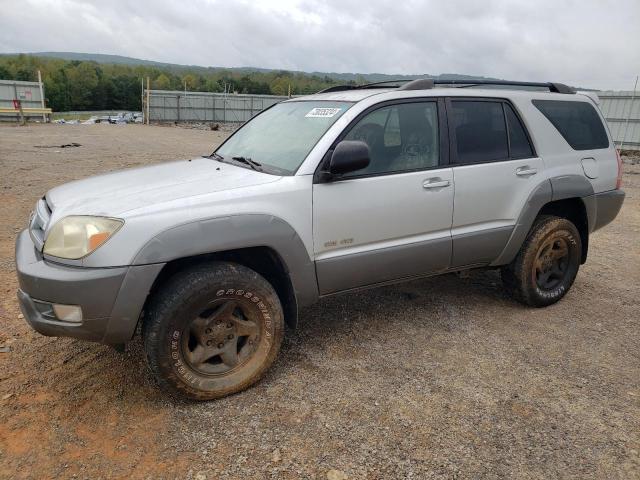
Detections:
[15, 230, 163, 344]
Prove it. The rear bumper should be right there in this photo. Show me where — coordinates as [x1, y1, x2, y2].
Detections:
[591, 189, 625, 232]
[15, 230, 163, 344]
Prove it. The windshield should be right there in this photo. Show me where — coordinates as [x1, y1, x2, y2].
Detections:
[215, 101, 352, 174]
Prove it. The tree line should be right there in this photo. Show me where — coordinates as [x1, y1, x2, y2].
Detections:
[0, 54, 349, 112]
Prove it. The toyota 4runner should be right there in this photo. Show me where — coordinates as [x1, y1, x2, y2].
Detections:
[15, 79, 625, 399]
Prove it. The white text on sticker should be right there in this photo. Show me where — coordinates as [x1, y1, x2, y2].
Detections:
[306, 107, 342, 118]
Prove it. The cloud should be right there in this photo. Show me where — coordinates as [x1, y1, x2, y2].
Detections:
[0, 0, 638, 89]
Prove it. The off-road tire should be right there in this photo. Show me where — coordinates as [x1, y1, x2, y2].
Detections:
[143, 261, 284, 400]
[501, 215, 582, 307]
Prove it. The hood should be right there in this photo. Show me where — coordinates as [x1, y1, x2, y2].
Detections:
[46, 157, 280, 216]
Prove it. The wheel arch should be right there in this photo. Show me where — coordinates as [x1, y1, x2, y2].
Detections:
[538, 198, 590, 264]
[144, 246, 300, 330]
[131, 214, 319, 335]
[493, 176, 594, 266]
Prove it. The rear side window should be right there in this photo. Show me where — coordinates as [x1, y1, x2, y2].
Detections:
[505, 104, 534, 159]
[532, 100, 609, 150]
[450, 101, 509, 164]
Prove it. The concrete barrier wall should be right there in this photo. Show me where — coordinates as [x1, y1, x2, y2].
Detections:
[147, 90, 289, 123]
[0, 79, 45, 120]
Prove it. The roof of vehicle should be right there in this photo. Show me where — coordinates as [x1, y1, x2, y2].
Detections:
[291, 87, 591, 104]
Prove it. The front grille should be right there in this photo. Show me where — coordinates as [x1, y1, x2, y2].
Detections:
[29, 197, 52, 251]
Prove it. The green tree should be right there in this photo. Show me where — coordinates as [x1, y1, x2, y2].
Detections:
[0, 65, 11, 80]
[66, 62, 99, 108]
[15, 68, 34, 81]
[270, 77, 290, 96]
[182, 74, 198, 90]
[154, 73, 171, 90]
[44, 68, 71, 111]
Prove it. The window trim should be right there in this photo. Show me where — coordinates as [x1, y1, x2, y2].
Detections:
[445, 97, 537, 167]
[313, 98, 449, 184]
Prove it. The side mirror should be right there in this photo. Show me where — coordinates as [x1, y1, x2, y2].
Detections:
[329, 140, 370, 175]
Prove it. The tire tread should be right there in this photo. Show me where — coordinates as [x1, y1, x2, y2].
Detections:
[502, 215, 581, 307]
[142, 261, 284, 400]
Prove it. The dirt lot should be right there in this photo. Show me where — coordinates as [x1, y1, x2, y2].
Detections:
[0, 124, 638, 479]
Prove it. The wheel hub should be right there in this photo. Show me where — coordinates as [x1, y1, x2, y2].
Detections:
[534, 237, 570, 290]
[181, 299, 260, 375]
[204, 322, 235, 347]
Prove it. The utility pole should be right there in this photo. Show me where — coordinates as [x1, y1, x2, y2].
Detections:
[146, 77, 150, 125]
[141, 77, 144, 123]
[37, 70, 46, 122]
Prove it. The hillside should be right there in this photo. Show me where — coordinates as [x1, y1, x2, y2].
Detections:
[0, 51, 508, 112]
[4, 51, 500, 84]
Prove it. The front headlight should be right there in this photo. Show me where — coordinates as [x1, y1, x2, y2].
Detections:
[43, 216, 124, 259]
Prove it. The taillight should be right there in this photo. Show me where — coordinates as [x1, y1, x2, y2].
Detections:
[616, 149, 623, 189]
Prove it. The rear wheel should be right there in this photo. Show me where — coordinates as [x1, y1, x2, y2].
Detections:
[143, 261, 284, 400]
[502, 215, 582, 307]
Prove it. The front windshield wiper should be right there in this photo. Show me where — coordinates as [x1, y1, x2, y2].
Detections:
[203, 152, 225, 161]
[231, 156, 263, 172]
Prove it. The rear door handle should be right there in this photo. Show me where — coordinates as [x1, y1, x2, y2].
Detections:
[422, 179, 450, 189]
[516, 167, 537, 177]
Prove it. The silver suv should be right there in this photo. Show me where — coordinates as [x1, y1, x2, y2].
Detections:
[15, 79, 625, 400]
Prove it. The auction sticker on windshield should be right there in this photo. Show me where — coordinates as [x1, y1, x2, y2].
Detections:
[305, 107, 342, 118]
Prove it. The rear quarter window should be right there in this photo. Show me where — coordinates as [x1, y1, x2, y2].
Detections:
[532, 99, 609, 150]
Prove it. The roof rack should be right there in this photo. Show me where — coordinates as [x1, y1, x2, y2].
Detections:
[318, 79, 575, 94]
[425, 79, 576, 94]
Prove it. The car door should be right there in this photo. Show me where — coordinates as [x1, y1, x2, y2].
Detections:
[312, 99, 454, 295]
[446, 98, 544, 268]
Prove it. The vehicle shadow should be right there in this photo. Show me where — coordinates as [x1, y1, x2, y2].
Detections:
[42, 268, 510, 406]
[275, 268, 512, 374]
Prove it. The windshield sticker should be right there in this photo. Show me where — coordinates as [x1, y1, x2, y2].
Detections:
[305, 107, 342, 118]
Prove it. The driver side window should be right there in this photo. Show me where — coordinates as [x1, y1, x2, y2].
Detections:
[342, 102, 439, 177]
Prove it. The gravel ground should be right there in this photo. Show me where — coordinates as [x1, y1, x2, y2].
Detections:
[0, 124, 638, 480]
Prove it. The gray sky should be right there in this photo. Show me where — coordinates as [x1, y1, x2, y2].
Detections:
[1, 0, 638, 90]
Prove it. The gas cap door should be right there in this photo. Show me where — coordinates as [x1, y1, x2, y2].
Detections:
[581, 157, 599, 179]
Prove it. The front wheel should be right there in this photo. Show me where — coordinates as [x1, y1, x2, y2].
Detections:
[143, 261, 284, 400]
[502, 215, 582, 307]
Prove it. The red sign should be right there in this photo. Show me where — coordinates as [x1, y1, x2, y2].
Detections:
[12, 99, 20, 109]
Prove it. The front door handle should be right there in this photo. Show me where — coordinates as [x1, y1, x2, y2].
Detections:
[516, 166, 537, 177]
[422, 179, 450, 189]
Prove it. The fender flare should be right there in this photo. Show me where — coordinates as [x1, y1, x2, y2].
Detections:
[492, 175, 594, 266]
[549, 175, 596, 232]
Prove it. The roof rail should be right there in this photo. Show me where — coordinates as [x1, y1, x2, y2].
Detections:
[548, 83, 575, 94]
[317, 79, 576, 94]
[398, 79, 434, 90]
[436, 79, 575, 94]
[317, 85, 356, 93]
